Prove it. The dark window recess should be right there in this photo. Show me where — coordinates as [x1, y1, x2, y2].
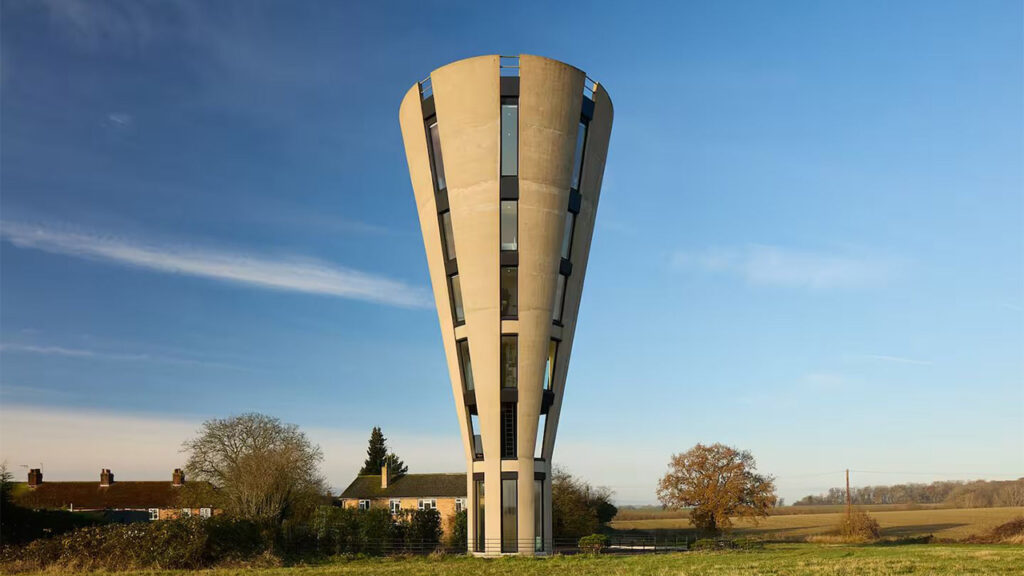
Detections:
[440, 211, 456, 261]
[501, 103, 519, 176]
[552, 274, 567, 324]
[534, 479, 544, 552]
[428, 122, 447, 191]
[560, 211, 575, 260]
[501, 335, 517, 388]
[501, 403, 517, 458]
[500, 200, 518, 251]
[449, 274, 465, 325]
[571, 121, 588, 191]
[457, 339, 474, 391]
[474, 479, 485, 552]
[501, 267, 518, 318]
[501, 478, 518, 553]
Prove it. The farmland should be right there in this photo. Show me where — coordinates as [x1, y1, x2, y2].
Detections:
[610, 505, 1024, 541]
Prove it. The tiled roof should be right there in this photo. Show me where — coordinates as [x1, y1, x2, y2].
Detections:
[12, 482, 209, 510]
[339, 473, 466, 499]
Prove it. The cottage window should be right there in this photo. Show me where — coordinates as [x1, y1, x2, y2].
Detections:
[418, 499, 437, 511]
[181, 508, 192, 518]
[390, 499, 401, 514]
[200, 507, 212, 519]
[148, 508, 160, 521]
[358, 499, 371, 511]
[454, 498, 466, 513]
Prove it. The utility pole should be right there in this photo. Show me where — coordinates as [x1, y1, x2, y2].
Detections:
[845, 469, 852, 517]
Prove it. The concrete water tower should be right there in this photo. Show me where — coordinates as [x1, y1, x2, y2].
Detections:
[398, 54, 612, 555]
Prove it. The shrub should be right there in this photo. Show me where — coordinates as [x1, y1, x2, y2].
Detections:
[359, 508, 395, 555]
[578, 533, 608, 554]
[408, 509, 442, 548]
[446, 509, 468, 550]
[836, 510, 881, 541]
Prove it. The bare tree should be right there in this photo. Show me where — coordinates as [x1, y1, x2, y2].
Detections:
[183, 413, 326, 524]
[657, 443, 776, 533]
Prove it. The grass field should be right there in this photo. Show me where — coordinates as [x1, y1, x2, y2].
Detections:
[18, 544, 1023, 576]
[610, 506, 1024, 540]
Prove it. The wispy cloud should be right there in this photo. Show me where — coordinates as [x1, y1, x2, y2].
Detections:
[671, 244, 895, 289]
[0, 221, 431, 308]
[105, 112, 133, 127]
[859, 354, 932, 366]
[0, 342, 243, 370]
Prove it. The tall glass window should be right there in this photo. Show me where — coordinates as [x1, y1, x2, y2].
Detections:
[501, 403, 517, 458]
[449, 274, 465, 324]
[534, 479, 544, 552]
[500, 201, 518, 251]
[501, 336, 517, 388]
[552, 274, 567, 323]
[501, 478, 518, 552]
[471, 413, 483, 459]
[560, 211, 575, 260]
[544, 340, 557, 390]
[457, 339, 474, 392]
[440, 211, 456, 261]
[571, 121, 587, 190]
[501, 104, 518, 176]
[429, 122, 447, 190]
[474, 479, 485, 552]
[501, 267, 518, 318]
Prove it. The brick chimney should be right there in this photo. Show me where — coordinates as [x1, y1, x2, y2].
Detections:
[381, 463, 389, 489]
[27, 468, 42, 487]
[172, 468, 185, 486]
[100, 468, 114, 487]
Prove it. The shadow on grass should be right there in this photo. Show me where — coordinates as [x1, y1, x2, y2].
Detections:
[880, 523, 966, 537]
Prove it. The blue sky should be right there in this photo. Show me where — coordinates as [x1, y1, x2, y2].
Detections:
[1, 0, 1021, 504]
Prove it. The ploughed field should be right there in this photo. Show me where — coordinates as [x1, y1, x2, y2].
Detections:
[609, 505, 1024, 541]
[23, 544, 1024, 576]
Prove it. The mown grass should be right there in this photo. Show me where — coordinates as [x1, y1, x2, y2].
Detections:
[13, 544, 1023, 576]
[610, 506, 1024, 541]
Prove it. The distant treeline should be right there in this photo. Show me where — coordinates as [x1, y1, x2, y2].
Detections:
[795, 478, 1024, 508]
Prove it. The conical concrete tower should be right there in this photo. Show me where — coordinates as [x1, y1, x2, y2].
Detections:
[399, 54, 612, 555]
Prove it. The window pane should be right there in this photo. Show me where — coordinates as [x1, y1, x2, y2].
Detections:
[535, 413, 546, 459]
[552, 274, 567, 323]
[450, 274, 465, 324]
[544, 340, 557, 390]
[501, 267, 518, 318]
[441, 212, 456, 261]
[534, 479, 544, 552]
[500, 201, 518, 251]
[474, 480, 485, 552]
[429, 122, 446, 190]
[571, 121, 586, 190]
[501, 478, 518, 552]
[501, 104, 518, 176]
[560, 211, 575, 260]
[501, 336, 517, 388]
[471, 413, 483, 459]
[458, 339, 474, 391]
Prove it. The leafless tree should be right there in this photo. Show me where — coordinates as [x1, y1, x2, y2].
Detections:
[182, 413, 326, 524]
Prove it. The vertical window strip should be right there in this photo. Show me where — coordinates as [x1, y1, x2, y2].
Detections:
[428, 121, 447, 191]
[457, 339, 474, 391]
[501, 104, 519, 176]
[474, 479, 485, 552]
[501, 478, 518, 552]
[449, 274, 465, 325]
[440, 211, 456, 261]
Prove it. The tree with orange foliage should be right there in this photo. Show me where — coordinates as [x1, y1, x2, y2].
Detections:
[656, 443, 777, 533]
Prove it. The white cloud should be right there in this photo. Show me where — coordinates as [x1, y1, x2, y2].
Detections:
[0, 342, 244, 370]
[672, 244, 894, 289]
[106, 112, 133, 127]
[0, 220, 431, 308]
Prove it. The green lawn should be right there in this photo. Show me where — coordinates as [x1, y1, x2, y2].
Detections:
[23, 544, 1023, 576]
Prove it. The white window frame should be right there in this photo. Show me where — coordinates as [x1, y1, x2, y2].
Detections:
[200, 507, 212, 519]
[418, 498, 437, 511]
[454, 498, 465, 512]
[148, 508, 160, 521]
[181, 508, 192, 518]
[358, 499, 371, 511]
[389, 499, 401, 514]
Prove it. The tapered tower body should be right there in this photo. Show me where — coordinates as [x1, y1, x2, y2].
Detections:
[399, 55, 612, 555]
